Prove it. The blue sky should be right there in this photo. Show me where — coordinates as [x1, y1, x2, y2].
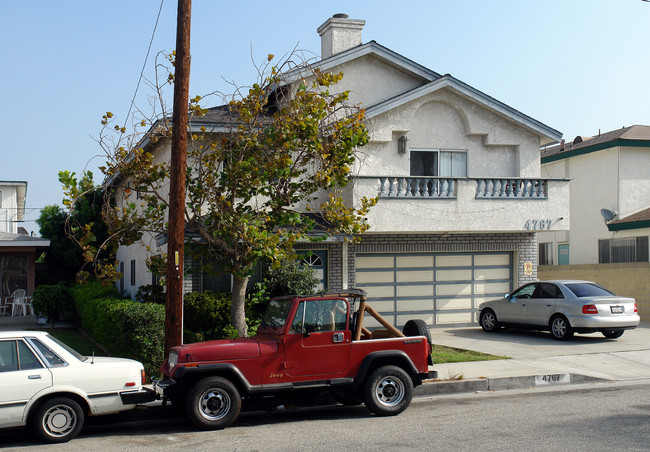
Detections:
[2, 0, 649, 234]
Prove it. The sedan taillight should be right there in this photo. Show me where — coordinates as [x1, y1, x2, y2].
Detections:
[634, 303, 638, 313]
[582, 304, 599, 314]
[141, 369, 147, 385]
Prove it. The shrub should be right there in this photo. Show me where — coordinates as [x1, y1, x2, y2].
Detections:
[31, 283, 74, 325]
[262, 258, 320, 297]
[183, 291, 264, 342]
[71, 281, 164, 379]
[135, 284, 165, 304]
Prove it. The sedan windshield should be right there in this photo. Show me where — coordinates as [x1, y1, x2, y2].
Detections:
[564, 283, 615, 298]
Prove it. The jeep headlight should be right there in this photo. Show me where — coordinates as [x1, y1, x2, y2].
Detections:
[168, 350, 178, 368]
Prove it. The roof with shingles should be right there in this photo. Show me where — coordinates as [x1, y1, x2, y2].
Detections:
[607, 206, 650, 231]
[541, 125, 650, 162]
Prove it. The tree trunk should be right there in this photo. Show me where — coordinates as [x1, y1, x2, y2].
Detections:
[231, 275, 249, 337]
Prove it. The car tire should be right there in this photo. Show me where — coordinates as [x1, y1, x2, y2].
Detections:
[33, 397, 85, 444]
[602, 330, 624, 339]
[479, 309, 500, 332]
[402, 319, 432, 344]
[363, 365, 413, 416]
[186, 376, 241, 430]
[550, 315, 574, 340]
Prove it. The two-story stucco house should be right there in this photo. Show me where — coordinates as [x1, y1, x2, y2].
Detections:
[539, 125, 650, 266]
[116, 15, 569, 329]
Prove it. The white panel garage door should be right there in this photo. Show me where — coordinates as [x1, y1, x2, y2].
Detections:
[355, 252, 512, 328]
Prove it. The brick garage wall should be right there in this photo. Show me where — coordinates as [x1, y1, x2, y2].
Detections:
[538, 263, 650, 321]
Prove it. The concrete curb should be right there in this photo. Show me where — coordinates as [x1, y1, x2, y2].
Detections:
[414, 373, 611, 397]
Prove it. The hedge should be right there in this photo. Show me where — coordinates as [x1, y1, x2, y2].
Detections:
[71, 282, 164, 379]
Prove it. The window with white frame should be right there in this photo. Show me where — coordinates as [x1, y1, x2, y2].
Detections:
[598, 236, 649, 263]
[538, 242, 553, 265]
[410, 149, 467, 177]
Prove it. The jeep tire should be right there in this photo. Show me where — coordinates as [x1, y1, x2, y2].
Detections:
[402, 319, 431, 344]
[186, 376, 241, 430]
[363, 365, 413, 416]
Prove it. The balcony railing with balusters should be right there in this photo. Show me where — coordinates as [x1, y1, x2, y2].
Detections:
[366, 177, 549, 199]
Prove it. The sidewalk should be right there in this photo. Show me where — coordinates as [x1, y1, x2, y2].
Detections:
[417, 322, 650, 396]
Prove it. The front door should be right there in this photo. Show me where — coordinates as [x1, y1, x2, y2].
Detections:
[558, 243, 570, 265]
[0, 339, 52, 427]
[282, 298, 351, 377]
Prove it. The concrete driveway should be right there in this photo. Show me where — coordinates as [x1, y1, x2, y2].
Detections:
[428, 322, 650, 383]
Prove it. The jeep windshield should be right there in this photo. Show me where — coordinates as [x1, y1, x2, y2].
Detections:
[258, 298, 293, 333]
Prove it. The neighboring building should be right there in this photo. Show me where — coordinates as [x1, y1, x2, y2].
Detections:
[0, 181, 50, 298]
[116, 15, 569, 328]
[0, 181, 27, 234]
[539, 125, 650, 266]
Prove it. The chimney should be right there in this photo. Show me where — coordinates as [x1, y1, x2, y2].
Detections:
[317, 14, 365, 59]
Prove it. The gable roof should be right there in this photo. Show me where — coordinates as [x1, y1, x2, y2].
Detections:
[541, 125, 650, 163]
[282, 40, 560, 145]
[365, 74, 562, 145]
[311, 41, 442, 83]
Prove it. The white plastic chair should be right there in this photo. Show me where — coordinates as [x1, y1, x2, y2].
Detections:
[9, 289, 27, 316]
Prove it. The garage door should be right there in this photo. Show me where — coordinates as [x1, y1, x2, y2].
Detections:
[355, 252, 512, 328]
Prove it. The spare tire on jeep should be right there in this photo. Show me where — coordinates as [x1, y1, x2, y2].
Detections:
[402, 319, 431, 344]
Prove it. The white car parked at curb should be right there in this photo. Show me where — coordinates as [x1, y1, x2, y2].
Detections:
[0, 330, 156, 443]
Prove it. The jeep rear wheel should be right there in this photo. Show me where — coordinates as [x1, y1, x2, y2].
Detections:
[186, 376, 241, 430]
[363, 365, 413, 416]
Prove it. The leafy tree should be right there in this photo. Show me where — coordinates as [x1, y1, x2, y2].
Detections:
[61, 53, 375, 337]
[36, 184, 111, 284]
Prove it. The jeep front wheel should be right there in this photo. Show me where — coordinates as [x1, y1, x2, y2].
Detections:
[363, 365, 413, 416]
[186, 376, 241, 430]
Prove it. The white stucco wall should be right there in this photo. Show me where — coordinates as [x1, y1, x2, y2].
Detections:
[540, 145, 650, 265]
[0, 185, 19, 233]
[326, 55, 426, 108]
[619, 147, 650, 217]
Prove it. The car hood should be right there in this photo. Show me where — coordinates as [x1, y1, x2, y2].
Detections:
[175, 337, 262, 362]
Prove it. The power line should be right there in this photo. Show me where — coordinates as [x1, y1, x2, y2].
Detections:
[122, 0, 165, 130]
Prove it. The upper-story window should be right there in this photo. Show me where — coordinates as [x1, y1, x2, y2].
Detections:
[410, 149, 467, 177]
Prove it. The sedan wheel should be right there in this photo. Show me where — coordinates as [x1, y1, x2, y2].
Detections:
[550, 315, 574, 340]
[33, 397, 84, 444]
[479, 310, 500, 332]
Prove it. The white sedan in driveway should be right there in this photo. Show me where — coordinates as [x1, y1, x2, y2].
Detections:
[478, 280, 640, 340]
[0, 330, 156, 443]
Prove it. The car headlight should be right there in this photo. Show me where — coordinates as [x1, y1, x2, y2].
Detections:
[168, 350, 178, 368]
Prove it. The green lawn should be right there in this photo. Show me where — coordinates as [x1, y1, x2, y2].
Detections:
[431, 344, 508, 364]
[46, 329, 99, 356]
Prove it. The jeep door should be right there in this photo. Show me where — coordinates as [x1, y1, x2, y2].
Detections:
[282, 298, 351, 377]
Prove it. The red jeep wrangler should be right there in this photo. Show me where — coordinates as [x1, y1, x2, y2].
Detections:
[154, 289, 437, 429]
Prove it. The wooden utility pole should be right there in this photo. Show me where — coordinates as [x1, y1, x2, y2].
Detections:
[165, 0, 191, 357]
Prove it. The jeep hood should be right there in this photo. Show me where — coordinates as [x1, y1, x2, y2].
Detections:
[176, 337, 261, 362]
